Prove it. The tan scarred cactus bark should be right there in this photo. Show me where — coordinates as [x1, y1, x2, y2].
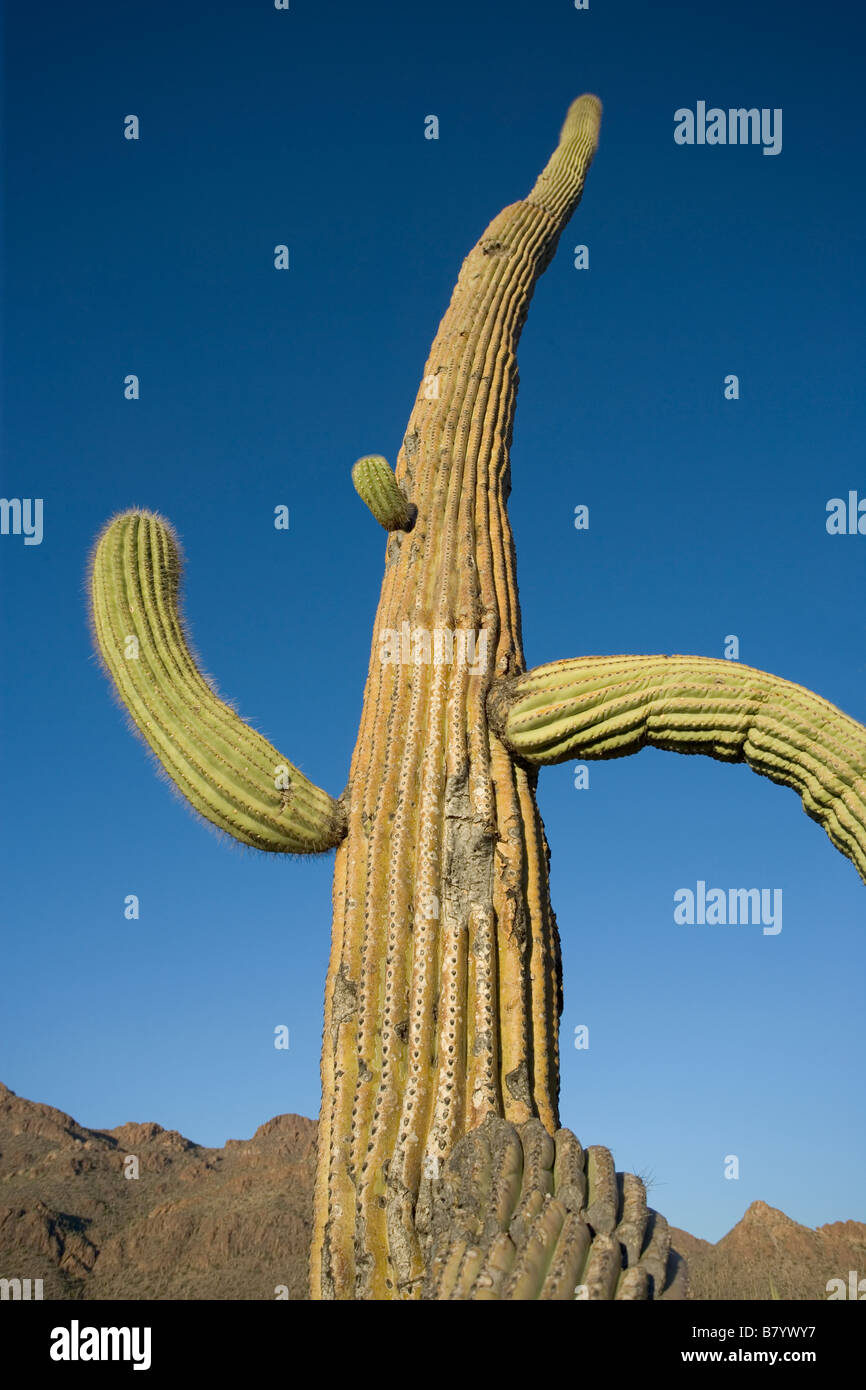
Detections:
[313, 96, 606, 1299]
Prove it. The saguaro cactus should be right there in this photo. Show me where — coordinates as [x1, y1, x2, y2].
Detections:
[89, 96, 866, 1301]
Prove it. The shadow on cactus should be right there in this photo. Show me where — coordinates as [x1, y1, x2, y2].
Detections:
[88, 95, 866, 1301]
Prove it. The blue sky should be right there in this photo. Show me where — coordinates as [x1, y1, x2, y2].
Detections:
[1, 0, 863, 1247]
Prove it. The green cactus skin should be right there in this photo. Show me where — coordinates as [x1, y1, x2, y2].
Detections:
[420, 1115, 686, 1299]
[351, 454, 414, 531]
[89, 510, 346, 854]
[489, 654, 866, 884]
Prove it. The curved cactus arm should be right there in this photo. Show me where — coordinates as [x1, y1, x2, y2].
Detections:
[89, 510, 346, 854]
[488, 654, 866, 884]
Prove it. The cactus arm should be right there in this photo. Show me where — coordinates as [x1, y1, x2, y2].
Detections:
[352, 455, 415, 532]
[89, 510, 346, 854]
[488, 655, 866, 883]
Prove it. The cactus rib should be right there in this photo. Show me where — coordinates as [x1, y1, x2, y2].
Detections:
[420, 1114, 685, 1300]
[89, 510, 346, 853]
[489, 654, 866, 883]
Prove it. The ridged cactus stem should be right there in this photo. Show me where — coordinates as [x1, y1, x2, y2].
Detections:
[312, 96, 602, 1299]
[89, 511, 346, 853]
[420, 1116, 685, 1299]
[488, 654, 866, 883]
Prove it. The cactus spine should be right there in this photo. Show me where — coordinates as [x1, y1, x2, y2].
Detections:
[87, 95, 865, 1301]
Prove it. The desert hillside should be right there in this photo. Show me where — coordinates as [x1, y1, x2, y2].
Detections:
[0, 1082, 315, 1299]
[1, 1083, 862, 1300]
[671, 1201, 866, 1301]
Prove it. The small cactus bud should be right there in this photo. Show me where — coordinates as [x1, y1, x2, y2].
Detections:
[352, 455, 415, 531]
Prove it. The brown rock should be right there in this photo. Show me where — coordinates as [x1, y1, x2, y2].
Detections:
[0, 1082, 316, 1300]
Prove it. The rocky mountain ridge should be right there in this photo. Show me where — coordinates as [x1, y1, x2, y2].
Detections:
[2, 1083, 862, 1301]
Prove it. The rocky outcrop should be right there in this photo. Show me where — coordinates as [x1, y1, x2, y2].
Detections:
[0, 1082, 315, 1300]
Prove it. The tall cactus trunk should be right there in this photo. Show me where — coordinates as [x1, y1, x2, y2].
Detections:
[312, 97, 602, 1300]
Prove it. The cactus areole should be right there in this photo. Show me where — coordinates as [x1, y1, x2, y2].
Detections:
[89, 97, 866, 1301]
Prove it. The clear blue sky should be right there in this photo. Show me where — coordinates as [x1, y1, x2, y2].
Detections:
[1, 0, 863, 1246]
